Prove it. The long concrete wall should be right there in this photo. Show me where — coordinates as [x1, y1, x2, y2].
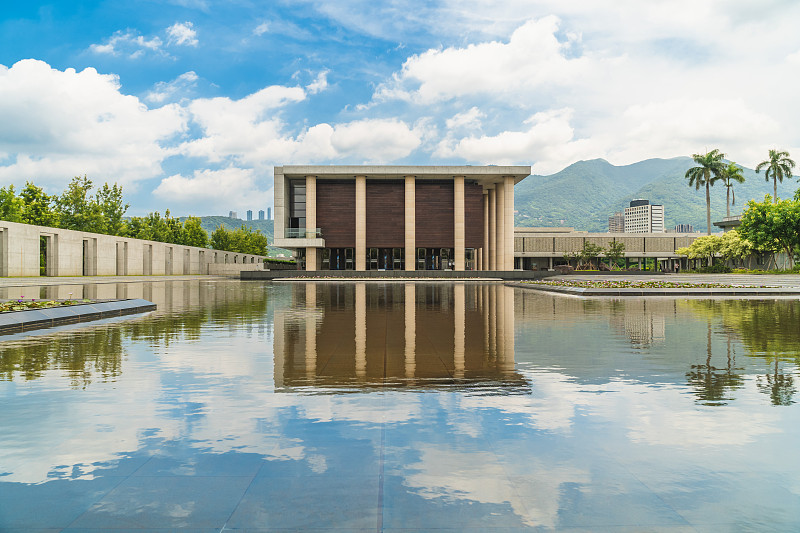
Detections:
[0, 220, 266, 277]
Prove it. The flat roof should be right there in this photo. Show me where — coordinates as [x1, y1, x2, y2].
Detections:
[277, 165, 531, 184]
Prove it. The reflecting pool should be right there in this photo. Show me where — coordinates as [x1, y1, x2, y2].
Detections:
[1, 280, 800, 531]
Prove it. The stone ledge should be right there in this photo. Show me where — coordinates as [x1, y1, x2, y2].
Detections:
[507, 283, 800, 297]
[0, 298, 157, 336]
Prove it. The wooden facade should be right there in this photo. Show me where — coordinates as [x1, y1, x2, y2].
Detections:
[316, 180, 355, 248]
[366, 181, 405, 248]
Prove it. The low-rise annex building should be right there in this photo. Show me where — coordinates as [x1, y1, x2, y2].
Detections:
[273, 165, 530, 272]
[0, 220, 266, 277]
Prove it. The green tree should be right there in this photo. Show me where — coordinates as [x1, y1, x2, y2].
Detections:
[718, 230, 754, 267]
[210, 224, 233, 251]
[676, 234, 723, 267]
[738, 195, 800, 269]
[95, 183, 129, 235]
[577, 241, 604, 269]
[718, 162, 745, 218]
[0, 185, 23, 222]
[182, 216, 209, 248]
[56, 176, 106, 233]
[20, 182, 59, 227]
[604, 240, 626, 269]
[685, 149, 725, 235]
[755, 149, 795, 201]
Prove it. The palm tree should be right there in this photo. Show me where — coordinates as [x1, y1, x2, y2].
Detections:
[755, 149, 795, 201]
[718, 162, 745, 218]
[685, 149, 725, 235]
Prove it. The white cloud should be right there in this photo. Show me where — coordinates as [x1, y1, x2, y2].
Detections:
[0, 59, 185, 189]
[166, 21, 198, 47]
[153, 167, 271, 214]
[145, 71, 199, 104]
[253, 22, 269, 36]
[375, 17, 585, 104]
[330, 118, 422, 162]
[305, 70, 329, 95]
[445, 107, 485, 131]
[89, 30, 165, 58]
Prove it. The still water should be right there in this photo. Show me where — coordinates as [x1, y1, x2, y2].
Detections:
[1, 280, 800, 531]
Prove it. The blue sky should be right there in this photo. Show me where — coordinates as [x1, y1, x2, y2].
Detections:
[1, 1, 799, 216]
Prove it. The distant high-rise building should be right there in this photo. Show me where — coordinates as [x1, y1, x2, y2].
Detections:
[229, 210, 238, 219]
[608, 212, 624, 232]
[674, 224, 694, 233]
[258, 210, 265, 220]
[624, 200, 664, 233]
[267, 207, 271, 220]
[247, 210, 253, 221]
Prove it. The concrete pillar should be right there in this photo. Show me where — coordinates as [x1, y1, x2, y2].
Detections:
[483, 191, 489, 271]
[305, 175, 317, 271]
[404, 283, 415, 378]
[454, 176, 465, 271]
[355, 283, 367, 378]
[496, 181, 505, 271]
[488, 188, 497, 270]
[454, 283, 465, 378]
[477, 248, 482, 271]
[405, 176, 416, 271]
[504, 176, 515, 271]
[355, 176, 366, 271]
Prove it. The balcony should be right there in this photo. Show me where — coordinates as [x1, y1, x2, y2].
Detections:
[284, 228, 323, 239]
[273, 228, 325, 249]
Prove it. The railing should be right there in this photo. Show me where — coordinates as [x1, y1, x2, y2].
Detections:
[721, 215, 742, 222]
[284, 228, 323, 239]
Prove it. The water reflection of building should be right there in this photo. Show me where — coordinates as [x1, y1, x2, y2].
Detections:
[273, 282, 524, 390]
[616, 300, 668, 347]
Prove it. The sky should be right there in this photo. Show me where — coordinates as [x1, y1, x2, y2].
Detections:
[0, 1, 798, 216]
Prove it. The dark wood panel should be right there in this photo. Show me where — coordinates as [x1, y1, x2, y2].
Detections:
[416, 181, 454, 248]
[317, 181, 355, 248]
[465, 182, 484, 249]
[366, 181, 405, 247]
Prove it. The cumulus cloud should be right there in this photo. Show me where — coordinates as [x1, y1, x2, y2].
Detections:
[253, 22, 269, 36]
[166, 21, 199, 46]
[0, 59, 185, 188]
[374, 17, 585, 104]
[153, 167, 271, 213]
[305, 70, 329, 95]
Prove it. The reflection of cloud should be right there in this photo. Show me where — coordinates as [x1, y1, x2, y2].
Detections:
[403, 445, 589, 527]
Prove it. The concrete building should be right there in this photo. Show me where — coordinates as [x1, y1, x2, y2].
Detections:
[229, 211, 238, 219]
[513, 227, 699, 271]
[0, 220, 265, 277]
[267, 207, 271, 220]
[674, 224, 694, 233]
[608, 212, 624, 232]
[624, 200, 664, 233]
[258, 210, 265, 221]
[246, 210, 253, 221]
[273, 165, 529, 271]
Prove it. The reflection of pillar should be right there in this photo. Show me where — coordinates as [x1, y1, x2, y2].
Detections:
[454, 283, 465, 378]
[488, 283, 497, 358]
[504, 176, 515, 271]
[482, 284, 490, 357]
[454, 176, 465, 271]
[305, 175, 317, 271]
[501, 285, 515, 371]
[305, 284, 317, 377]
[355, 283, 366, 378]
[405, 176, 416, 271]
[274, 309, 285, 388]
[496, 283, 505, 366]
[488, 188, 497, 270]
[483, 191, 489, 271]
[404, 283, 416, 378]
[496, 181, 505, 271]
[355, 176, 366, 271]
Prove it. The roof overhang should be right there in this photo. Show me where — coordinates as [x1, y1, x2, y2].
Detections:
[277, 165, 531, 185]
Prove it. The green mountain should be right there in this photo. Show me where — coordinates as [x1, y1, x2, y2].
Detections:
[515, 157, 798, 233]
[179, 216, 274, 239]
